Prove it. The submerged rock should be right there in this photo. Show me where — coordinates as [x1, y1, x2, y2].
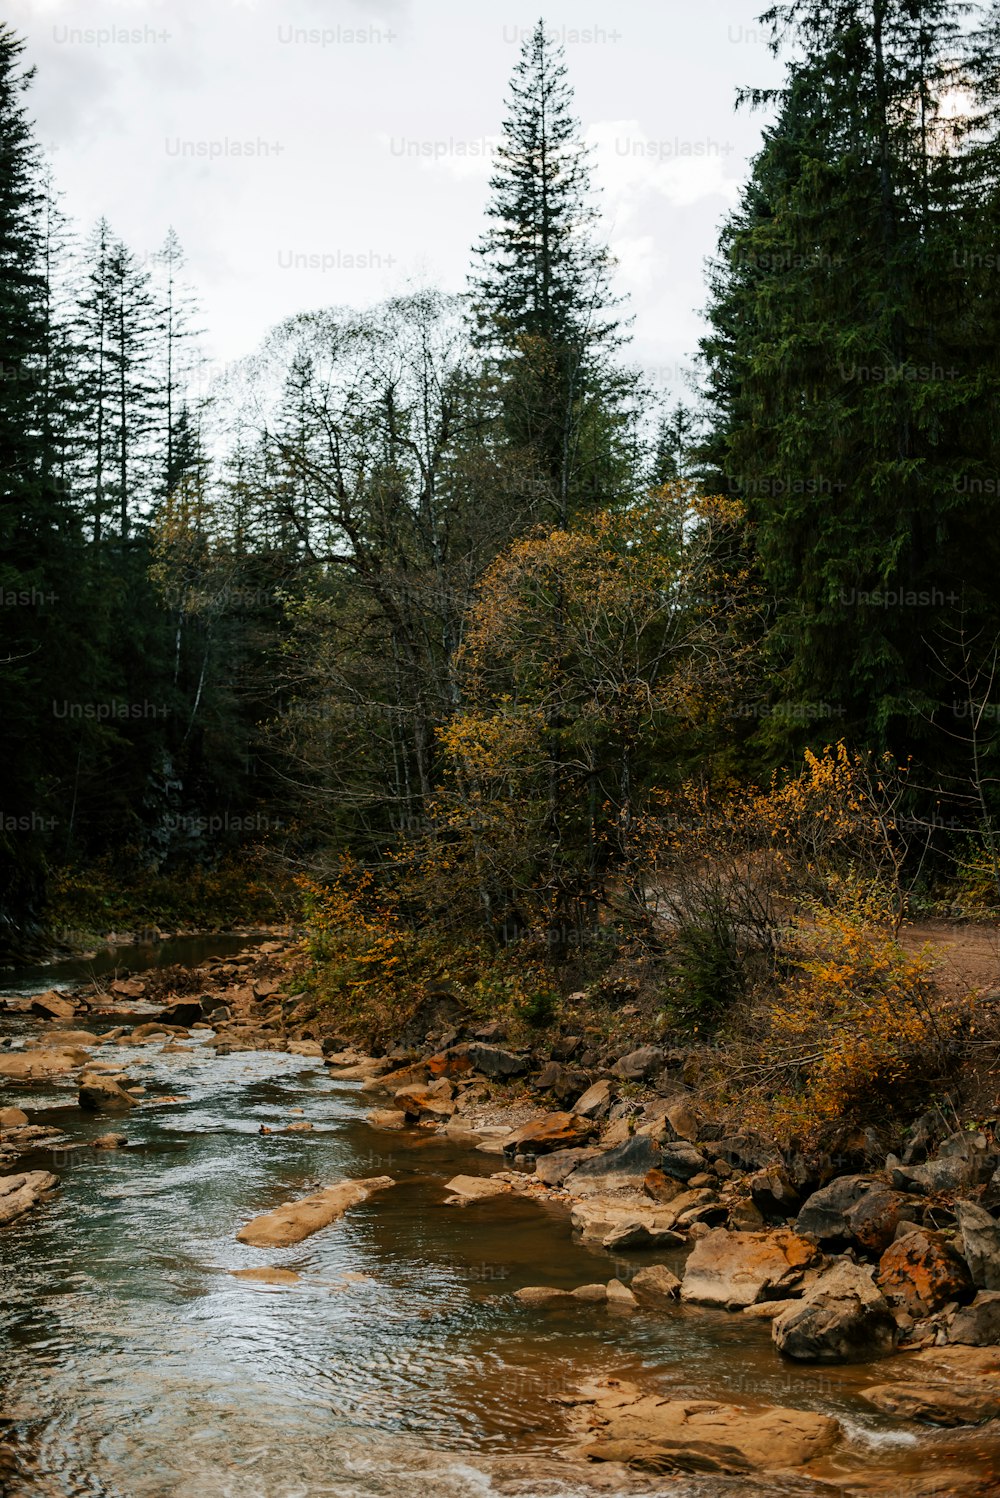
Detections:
[236, 1176, 394, 1247]
[861, 1346, 1000, 1426]
[571, 1377, 841, 1474]
[442, 1174, 512, 1204]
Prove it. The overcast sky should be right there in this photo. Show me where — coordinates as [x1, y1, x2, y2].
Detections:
[12, 0, 784, 405]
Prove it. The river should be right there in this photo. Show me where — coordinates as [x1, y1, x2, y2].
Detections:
[0, 941, 995, 1497]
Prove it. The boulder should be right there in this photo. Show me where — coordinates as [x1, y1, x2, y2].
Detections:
[861, 1347, 1000, 1426]
[364, 1062, 429, 1093]
[681, 1228, 821, 1309]
[111, 977, 146, 998]
[631, 1264, 682, 1302]
[502, 1112, 595, 1157]
[643, 1168, 682, 1204]
[890, 1131, 996, 1197]
[535, 1147, 600, 1187]
[0, 1108, 29, 1129]
[394, 1078, 456, 1122]
[366, 1109, 407, 1131]
[533, 1062, 589, 1103]
[796, 1175, 918, 1253]
[956, 1199, 1000, 1291]
[78, 1078, 139, 1112]
[876, 1227, 974, 1316]
[563, 1135, 661, 1195]
[660, 1095, 701, 1143]
[570, 1200, 685, 1249]
[611, 1046, 665, 1082]
[156, 1000, 204, 1027]
[749, 1167, 801, 1221]
[606, 1278, 638, 1309]
[443, 1174, 512, 1204]
[574, 1379, 841, 1474]
[602, 1219, 688, 1251]
[31, 991, 77, 1021]
[572, 1079, 613, 1119]
[426, 1048, 474, 1080]
[464, 1043, 528, 1079]
[947, 1291, 1000, 1346]
[236, 1176, 394, 1247]
[0, 1169, 58, 1225]
[772, 1260, 898, 1363]
[658, 1141, 708, 1183]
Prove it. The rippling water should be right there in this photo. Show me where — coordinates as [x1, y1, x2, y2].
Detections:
[1, 1021, 997, 1497]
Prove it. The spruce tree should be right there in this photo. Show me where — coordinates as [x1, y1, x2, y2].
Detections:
[700, 0, 1000, 758]
[471, 18, 633, 523]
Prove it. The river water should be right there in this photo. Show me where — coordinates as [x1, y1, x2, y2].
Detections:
[0, 944, 996, 1497]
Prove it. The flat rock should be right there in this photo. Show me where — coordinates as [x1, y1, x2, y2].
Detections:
[570, 1200, 685, 1250]
[231, 1267, 301, 1285]
[443, 1174, 512, 1204]
[502, 1112, 595, 1156]
[861, 1347, 1000, 1426]
[286, 1040, 324, 1057]
[236, 1176, 394, 1247]
[681, 1227, 821, 1309]
[564, 1136, 662, 1195]
[573, 1378, 841, 1473]
[0, 1049, 85, 1078]
[535, 1147, 600, 1186]
[0, 1169, 58, 1225]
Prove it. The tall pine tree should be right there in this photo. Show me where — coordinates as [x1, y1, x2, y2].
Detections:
[471, 19, 634, 523]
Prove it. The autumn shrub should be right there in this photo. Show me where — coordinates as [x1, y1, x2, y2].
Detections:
[46, 848, 293, 937]
[648, 744, 911, 1036]
[299, 861, 565, 1044]
[737, 884, 963, 1146]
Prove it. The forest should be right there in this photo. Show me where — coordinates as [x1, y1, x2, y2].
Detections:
[4, 4, 1000, 1129]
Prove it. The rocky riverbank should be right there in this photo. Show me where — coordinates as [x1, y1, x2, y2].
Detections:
[3, 935, 1000, 1493]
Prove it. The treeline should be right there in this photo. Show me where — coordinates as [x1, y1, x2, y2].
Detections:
[4, 6, 1000, 955]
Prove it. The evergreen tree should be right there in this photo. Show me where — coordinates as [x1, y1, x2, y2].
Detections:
[471, 18, 634, 522]
[700, 0, 1000, 758]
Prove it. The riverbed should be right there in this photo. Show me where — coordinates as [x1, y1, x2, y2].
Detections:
[1, 948, 997, 1496]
